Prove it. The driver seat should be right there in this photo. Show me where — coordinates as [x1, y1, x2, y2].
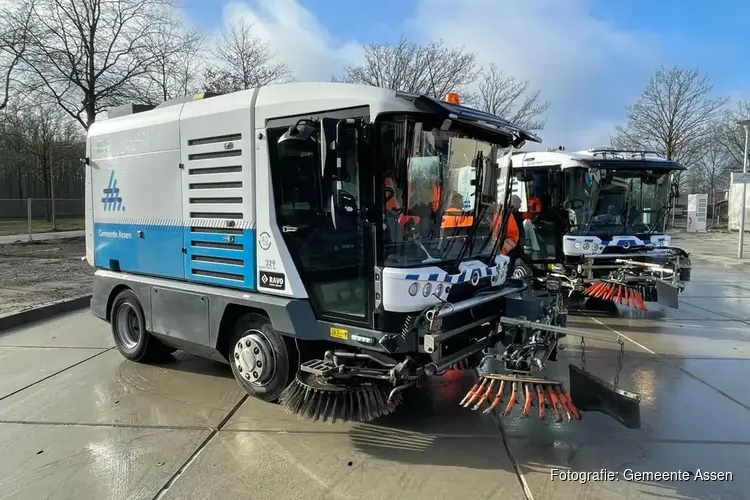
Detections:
[523, 219, 541, 252]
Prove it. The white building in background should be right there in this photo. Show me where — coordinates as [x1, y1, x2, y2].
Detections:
[728, 181, 750, 232]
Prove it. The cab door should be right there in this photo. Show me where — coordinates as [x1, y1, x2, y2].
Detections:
[266, 108, 375, 327]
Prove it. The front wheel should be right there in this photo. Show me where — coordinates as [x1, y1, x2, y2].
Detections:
[228, 313, 296, 402]
[110, 289, 174, 363]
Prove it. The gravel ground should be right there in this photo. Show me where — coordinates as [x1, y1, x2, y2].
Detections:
[0, 237, 92, 316]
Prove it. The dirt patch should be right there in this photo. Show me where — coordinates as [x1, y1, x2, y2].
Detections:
[0, 237, 93, 316]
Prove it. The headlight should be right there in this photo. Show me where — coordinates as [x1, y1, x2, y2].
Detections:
[435, 284, 443, 295]
[408, 283, 418, 296]
[574, 242, 581, 249]
[422, 282, 432, 297]
[591, 244, 598, 251]
[583, 243, 590, 250]
[662, 240, 669, 246]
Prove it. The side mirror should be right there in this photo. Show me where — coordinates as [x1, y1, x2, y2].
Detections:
[477, 156, 497, 204]
[320, 117, 360, 182]
[329, 190, 358, 231]
[320, 117, 365, 230]
[320, 118, 337, 179]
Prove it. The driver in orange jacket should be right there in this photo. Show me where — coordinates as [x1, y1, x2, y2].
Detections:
[442, 201, 519, 256]
[491, 207, 519, 256]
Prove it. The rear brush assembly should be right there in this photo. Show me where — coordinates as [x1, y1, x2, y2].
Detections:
[460, 373, 581, 422]
[584, 280, 647, 310]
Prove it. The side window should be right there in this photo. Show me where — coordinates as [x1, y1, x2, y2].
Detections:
[268, 127, 322, 226]
[266, 122, 368, 320]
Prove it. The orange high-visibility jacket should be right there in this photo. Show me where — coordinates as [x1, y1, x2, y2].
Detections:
[498, 213, 519, 255]
[524, 195, 542, 220]
[441, 208, 519, 255]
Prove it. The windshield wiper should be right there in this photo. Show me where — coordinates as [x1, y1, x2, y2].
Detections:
[450, 151, 487, 272]
[647, 205, 669, 235]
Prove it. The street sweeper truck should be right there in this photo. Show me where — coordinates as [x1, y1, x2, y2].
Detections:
[508, 146, 692, 314]
[83, 83, 642, 428]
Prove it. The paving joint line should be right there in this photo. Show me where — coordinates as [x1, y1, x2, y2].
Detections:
[586, 316, 750, 414]
[0, 347, 113, 403]
[152, 394, 249, 500]
[0, 420, 211, 432]
[492, 411, 534, 500]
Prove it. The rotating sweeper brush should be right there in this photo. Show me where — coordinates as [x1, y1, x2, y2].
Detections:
[277, 356, 413, 424]
[584, 280, 647, 310]
[278, 371, 402, 424]
[460, 373, 580, 421]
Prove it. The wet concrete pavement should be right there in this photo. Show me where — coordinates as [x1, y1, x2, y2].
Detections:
[1, 267, 749, 499]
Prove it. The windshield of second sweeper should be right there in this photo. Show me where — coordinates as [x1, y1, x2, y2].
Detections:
[564, 168, 672, 237]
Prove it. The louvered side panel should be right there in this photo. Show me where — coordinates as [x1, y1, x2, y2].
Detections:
[185, 225, 255, 289]
[180, 118, 256, 290]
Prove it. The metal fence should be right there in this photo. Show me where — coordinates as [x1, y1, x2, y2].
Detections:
[0, 198, 85, 240]
[0, 197, 704, 242]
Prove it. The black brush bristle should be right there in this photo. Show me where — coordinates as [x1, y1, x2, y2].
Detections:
[279, 372, 403, 424]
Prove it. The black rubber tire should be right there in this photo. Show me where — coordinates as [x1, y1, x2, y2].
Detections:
[110, 289, 174, 363]
[228, 313, 296, 403]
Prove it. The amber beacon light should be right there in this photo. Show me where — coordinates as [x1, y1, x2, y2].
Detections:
[444, 92, 460, 105]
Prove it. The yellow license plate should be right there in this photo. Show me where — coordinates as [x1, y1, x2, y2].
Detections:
[330, 327, 348, 340]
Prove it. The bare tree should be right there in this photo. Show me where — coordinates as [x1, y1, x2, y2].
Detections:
[18, 0, 177, 130]
[0, 1, 35, 111]
[473, 63, 549, 131]
[688, 124, 732, 209]
[136, 12, 205, 104]
[0, 100, 84, 200]
[716, 101, 750, 169]
[335, 36, 480, 99]
[611, 66, 728, 194]
[204, 18, 291, 94]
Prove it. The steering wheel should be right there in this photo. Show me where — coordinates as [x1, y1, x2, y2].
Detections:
[563, 198, 586, 210]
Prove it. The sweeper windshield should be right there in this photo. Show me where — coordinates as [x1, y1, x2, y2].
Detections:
[379, 116, 512, 268]
[564, 167, 673, 237]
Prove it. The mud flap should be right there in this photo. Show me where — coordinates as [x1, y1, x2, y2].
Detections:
[655, 280, 679, 309]
[568, 364, 642, 429]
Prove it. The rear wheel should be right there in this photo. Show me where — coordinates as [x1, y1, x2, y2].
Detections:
[110, 289, 174, 363]
[228, 313, 296, 402]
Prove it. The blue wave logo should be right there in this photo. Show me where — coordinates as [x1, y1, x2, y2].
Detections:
[101, 170, 125, 212]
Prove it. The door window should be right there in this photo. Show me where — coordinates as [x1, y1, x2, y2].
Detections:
[268, 124, 368, 320]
